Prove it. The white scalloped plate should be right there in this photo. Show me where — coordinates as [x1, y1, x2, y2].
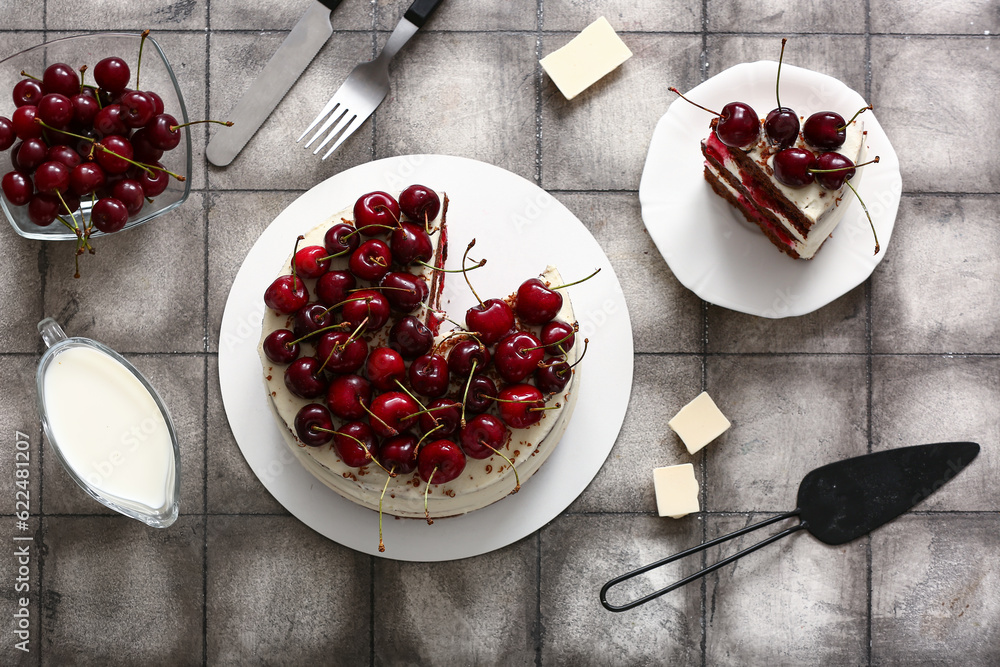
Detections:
[218, 155, 633, 562]
[640, 61, 901, 318]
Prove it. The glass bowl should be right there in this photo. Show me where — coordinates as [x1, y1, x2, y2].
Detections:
[0, 33, 192, 241]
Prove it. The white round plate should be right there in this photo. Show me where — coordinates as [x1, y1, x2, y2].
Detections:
[639, 61, 902, 318]
[218, 154, 633, 562]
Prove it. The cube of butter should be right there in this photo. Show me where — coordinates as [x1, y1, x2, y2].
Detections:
[668, 391, 731, 455]
[539, 16, 633, 100]
[653, 464, 699, 519]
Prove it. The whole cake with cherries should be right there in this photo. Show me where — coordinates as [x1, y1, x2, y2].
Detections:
[257, 185, 590, 550]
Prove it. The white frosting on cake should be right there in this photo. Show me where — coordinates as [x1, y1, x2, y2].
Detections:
[258, 207, 579, 520]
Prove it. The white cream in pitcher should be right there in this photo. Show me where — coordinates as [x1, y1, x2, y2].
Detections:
[43, 345, 175, 513]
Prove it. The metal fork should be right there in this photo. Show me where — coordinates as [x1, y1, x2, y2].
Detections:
[298, 0, 445, 159]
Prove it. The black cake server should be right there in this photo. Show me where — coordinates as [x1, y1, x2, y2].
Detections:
[600, 441, 980, 612]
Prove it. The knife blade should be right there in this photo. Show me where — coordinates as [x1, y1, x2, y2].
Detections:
[206, 0, 344, 167]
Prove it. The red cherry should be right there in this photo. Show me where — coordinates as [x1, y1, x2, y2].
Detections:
[146, 113, 182, 151]
[465, 298, 515, 346]
[497, 384, 545, 429]
[417, 440, 466, 484]
[764, 107, 799, 149]
[36, 93, 74, 127]
[145, 90, 165, 115]
[494, 331, 544, 384]
[94, 135, 134, 174]
[12, 79, 43, 107]
[12, 106, 42, 140]
[812, 152, 856, 190]
[315, 270, 356, 307]
[94, 57, 131, 94]
[540, 320, 575, 355]
[14, 137, 47, 171]
[463, 375, 497, 414]
[379, 271, 428, 312]
[407, 353, 450, 397]
[378, 434, 418, 475]
[315, 330, 368, 375]
[91, 197, 129, 233]
[418, 399, 461, 437]
[263, 274, 309, 314]
[390, 221, 433, 265]
[294, 404, 334, 447]
[399, 184, 440, 223]
[119, 90, 156, 128]
[340, 289, 389, 331]
[368, 391, 419, 438]
[2, 171, 33, 206]
[0, 116, 14, 151]
[292, 302, 336, 339]
[333, 422, 378, 468]
[134, 164, 169, 197]
[283, 356, 329, 399]
[69, 93, 100, 128]
[294, 245, 330, 279]
[515, 278, 562, 325]
[41, 63, 80, 97]
[262, 329, 300, 364]
[447, 339, 490, 377]
[353, 191, 401, 236]
[110, 178, 145, 215]
[348, 239, 392, 282]
[365, 347, 406, 391]
[388, 316, 434, 359]
[535, 356, 571, 393]
[93, 104, 128, 136]
[130, 128, 164, 163]
[715, 102, 760, 148]
[326, 374, 372, 421]
[33, 161, 70, 195]
[46, 145, 82, 169]
[773, 148, 817, 188]
[27, 194, 59, 226]
[324, 221, 359, 256]
[803, 111, 846, 150]
[459, 414, 508, 459]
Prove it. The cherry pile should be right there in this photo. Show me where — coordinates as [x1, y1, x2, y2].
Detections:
[671, 38, 882, 255]
[261, 186, 594, 548]
[0, 31, 230, 276]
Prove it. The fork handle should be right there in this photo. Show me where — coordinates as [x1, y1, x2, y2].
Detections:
[404, 0, 445, 27]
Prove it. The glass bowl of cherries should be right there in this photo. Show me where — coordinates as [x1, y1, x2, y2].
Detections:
[0, 32, 192, 247]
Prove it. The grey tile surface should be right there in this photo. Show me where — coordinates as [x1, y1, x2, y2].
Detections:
[872, 196, 1000, 353]
[705, 355, 869, 512]
[40, 516, 204, 665]
[871, 515, 1000, 665]
[707, 0, 867, 33]
[1, 1, 997, 664]
[374, 537, 537, 664]
[206, 515, 369, 665]
[871, 36, 1000, 193]
[704, 514, 868, 665]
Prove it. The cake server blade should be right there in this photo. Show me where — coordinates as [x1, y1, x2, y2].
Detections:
[206, 0, 343, 166]
[600, 441, 980, 612]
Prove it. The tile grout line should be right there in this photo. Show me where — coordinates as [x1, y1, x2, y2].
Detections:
[699, 3, 709, 664]
[864, 3, 874, 664]
[37, 5, 48, 665]
[368, 8, 378, 666]
[203, 4, 212, 665]
[535, 3, 545, 666]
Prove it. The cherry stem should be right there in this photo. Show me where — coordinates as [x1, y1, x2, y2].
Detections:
[845, 179, 879, 256]
[136, 29, 150, 89]
[78, 65, 88, 93]
[348, 286, 413, 295]
[329, 428, 394, 476]
[284, 322, 350, 348]
[460, 359, 478, 427]
[775, 38, 787, 109]
[549, 267, 601, 291]
[20, 70, 40, 81]
[460, 240, 483, 307]
[415, 424, 444, 455]
[669, 86, 721, 117]
[360, 403, 397, 437]
[318, 295, 371, 319]
[431, 329, 482, 357]
[393, 379, 431, 416]
[424, 468, 437, 524]
[145, 162, 186, 182]
[289, 235, 304, 292]
[528, 404, 561, 412]
[415, 257, 486, 274]
[374, 204, 400, 224]
[809, 156, 880, 174]
[482, 442, 519, 493]
[489, 395, 543, 405]
[410, 403, 459, 418]
[838, 104, 873, 131]
[525, 324, 578, 353]
[569, 338, 590, 369]
[343, 224, 393, 239]
[378, 465, 396, 553]
[317, 316, 368, 373]
[316, 247, 350, 262]
[169, 119, 234, 132]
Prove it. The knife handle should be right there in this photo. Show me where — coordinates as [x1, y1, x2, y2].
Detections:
[599, 509, 805, 612]
[404, 0, 444, 28]
[317, 0, 344, 10]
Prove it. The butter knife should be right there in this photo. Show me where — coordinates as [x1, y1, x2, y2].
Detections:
[206, 0, 344, 166]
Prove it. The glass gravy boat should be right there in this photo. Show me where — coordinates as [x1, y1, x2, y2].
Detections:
[36, 318, 180, 528]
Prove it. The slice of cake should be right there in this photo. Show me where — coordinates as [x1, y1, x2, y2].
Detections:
[701, 116, 868, 260]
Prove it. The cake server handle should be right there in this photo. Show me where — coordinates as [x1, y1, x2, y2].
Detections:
[599, 510, 803, 612]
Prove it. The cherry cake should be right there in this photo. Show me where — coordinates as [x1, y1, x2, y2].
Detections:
[257, 186, 583, 535]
